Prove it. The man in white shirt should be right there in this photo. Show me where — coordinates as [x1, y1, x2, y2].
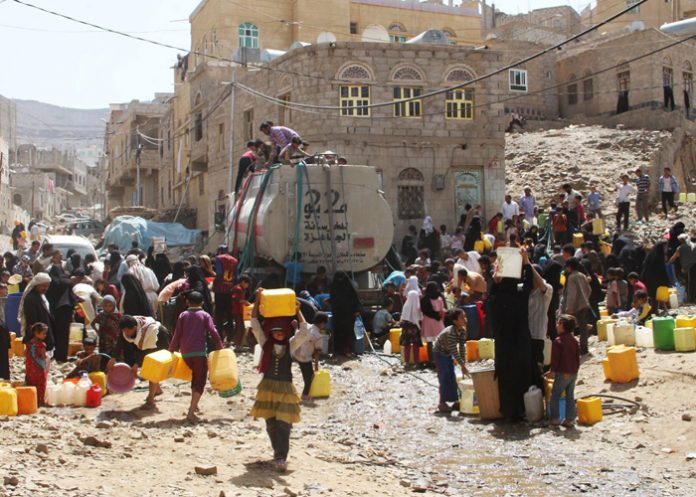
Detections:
[455, 249, 481, 274]
[616, 174, 636, 232]
[501, 195, 519, 222]
[528, 262, 553, 376]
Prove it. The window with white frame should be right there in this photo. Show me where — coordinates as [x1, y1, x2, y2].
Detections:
[509, 69, 528, 92]
[238, 22, 259, 48]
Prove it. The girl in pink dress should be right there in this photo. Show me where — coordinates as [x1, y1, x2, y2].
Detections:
[420, 282, 447, 365]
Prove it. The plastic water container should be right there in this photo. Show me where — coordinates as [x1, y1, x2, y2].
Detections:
[89, 372, 107, 397]
[418, 345, 429, 364]
[0, 387, 18, 416]
[607, 322, 616, 346]
[4, 293, 22, 334]
[389, 328, 402, 354]
[59, 382, 75, 406]
[208, 349, 239, 391]
[309, 369, 331, 398]
[598, 306, 608, 318]
[320, 334, 330, 355]
[140, 349, 175, 383]
[46, 383, 61, 407]
[171, 352, 193, 382]
[466, 340, 479, 362]
[462, 305, 481, 340]
[85, 384, 102, 408]
[69, 323, 84, 343]
[253, 344, 262, 367]
[572, 233, 584, 248]
[669, 291, 679, 309]
[523, 386, 544, 422]
[543, 338, 552, 366]
[259, 289, 297, 318]
[16, 386, 37, 415]
[577, 397, 603, 425]
[602, 358, 613, 382]
[679, 192, 687, 203]
[12, 338, 25, 357]
[473, 240, 485, 254]
[656, 286, 671, 303]
[674, 327, 696, 352]
[383, 340, 392, 355]
[243, 303, 253, 321]
[478, 338, 495, 359]
[613, 321, 635, 346]
[458, 378, 479, 415]
[676, 315, 696, 328]
[496, 247, 523, 279]
[607, 345, 639, 384]
[597, 319, 617, 342]
[635, 326, 654, 348]
[74, 373, 92, 407]
[592, 218, 605, 236]
[652, 316, 676, 351]
[688, 192, 696, 203]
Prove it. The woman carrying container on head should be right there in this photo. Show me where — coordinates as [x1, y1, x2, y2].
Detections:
[249, 288, 304, 473]
[432, 308, 468, 413]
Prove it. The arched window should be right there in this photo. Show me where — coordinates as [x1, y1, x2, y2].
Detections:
[193, 93, 203, 141]
[337, 63, 373, 117]
[663, 56, 674, 87]
[684, 61, 693, 97]
[389, 22, 407, 43]
[617, 63, 630, 92]
[444, 67, 475, 120]
[397, 168, 425, 220]
[389, 22, 406, 32]
[211, 28, 218, 49]
[203, 36, 208, 56]
[391, 65, 423, 82]
[239, 22, 259, 49]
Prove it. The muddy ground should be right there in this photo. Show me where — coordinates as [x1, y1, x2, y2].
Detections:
[2, 328, 695, 497]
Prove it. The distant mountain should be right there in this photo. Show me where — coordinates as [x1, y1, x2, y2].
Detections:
[13, 99, 108, 149]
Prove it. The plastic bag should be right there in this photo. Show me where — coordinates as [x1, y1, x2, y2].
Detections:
[353, 315, 366, 340]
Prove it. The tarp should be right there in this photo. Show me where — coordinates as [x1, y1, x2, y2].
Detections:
[101, 216, 201, 253]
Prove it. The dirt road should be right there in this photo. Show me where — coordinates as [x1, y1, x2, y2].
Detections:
[1, 334, 695, 497]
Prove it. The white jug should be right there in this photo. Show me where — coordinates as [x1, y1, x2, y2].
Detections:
[253, 344, 262, 368]
[543, 338, 552, 366]
[59, 382, 75, 406]
[383, 340, 392, 355]
[669, 292, 678, 309]
[635, 326, 654, 348]
[613, 321, 635, 346]
[46, 383, 61, 407]
[523, 386, 544, 422]
[74, 373, 92, 407]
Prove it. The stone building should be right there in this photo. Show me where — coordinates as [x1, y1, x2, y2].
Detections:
[104, 96, 171, 213]
[231, 42, 506, 240]
[556, 29, 695, 119]
[585, 0, 695, 35]
[494, 5, 582, 38]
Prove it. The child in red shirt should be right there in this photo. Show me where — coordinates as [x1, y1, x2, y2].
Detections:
[548, 314, 580, 428]
[230, 275, 251, 349]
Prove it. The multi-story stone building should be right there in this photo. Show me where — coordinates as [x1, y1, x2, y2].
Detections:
[104, 96, 171, 213]
[585, 0, 696, 35]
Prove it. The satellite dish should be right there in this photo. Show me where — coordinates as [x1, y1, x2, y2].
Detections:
[317, 32, 337, 44]
[361, 24, 389, 43]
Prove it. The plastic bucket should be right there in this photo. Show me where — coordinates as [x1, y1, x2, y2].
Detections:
[106, 363, 136, 394]
[4, 293, 22, 335]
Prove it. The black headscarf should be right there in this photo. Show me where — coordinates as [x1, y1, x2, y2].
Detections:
[171, 261, 188, 281]
[153, 253, 172, 286]
[330, 272, 361, 317]
[121, 273, 154, 317]
[145, 246, 156, 270]
[107, 251, 122, 285]
[184, 265, 213, 314]
[464, 216, 482, 251]
[668, 222, 686, 257]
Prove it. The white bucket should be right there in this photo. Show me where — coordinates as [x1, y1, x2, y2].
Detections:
[495, 247, 523, 279]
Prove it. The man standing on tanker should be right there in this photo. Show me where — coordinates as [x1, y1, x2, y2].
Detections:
[260, 121, 301, 167]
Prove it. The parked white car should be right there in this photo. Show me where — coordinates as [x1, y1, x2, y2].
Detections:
[42, 234, 97, 261]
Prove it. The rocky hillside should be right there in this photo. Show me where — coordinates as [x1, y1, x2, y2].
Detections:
[505, 125, 695, 243]
[14, 99, 108, 149]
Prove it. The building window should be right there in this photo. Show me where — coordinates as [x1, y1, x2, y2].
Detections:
[199, 175, 205, 196]
[684, 62, 693, 96]
[393, 87, 422, 117]
[203, 36, 208, 56]
[278, 93, 291, 125]
[445, 89, 474, 120]
[243, 109, 254, 143]
[509, 69, 528, 92]
[350, 22, 358, 34]
[389, 22, 405, 32]
[627, 0, 640, 14]
[218, 123, 225, 151]
[338, 64, 372, 81]
[194, 113, 203, 141]
[663, 66, 674, 87]
[567, 83, 578, 105]
[238, 22, 259, 49]
[389, 35, 407, 43]
[583, 78, 594, 101]
[618, 69, 630, 91]
[211, 29, 217, 49]
[339, 85, 370, 117]
[397, 168, 425, 220]
[392, 66, 422, 82]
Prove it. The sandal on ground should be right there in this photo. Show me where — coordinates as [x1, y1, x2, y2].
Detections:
[437, 403, 453, 413]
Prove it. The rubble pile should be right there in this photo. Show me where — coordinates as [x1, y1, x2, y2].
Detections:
[505, 125, 696, 243]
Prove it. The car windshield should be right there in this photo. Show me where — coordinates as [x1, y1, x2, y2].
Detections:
[52, 243, 96, 261]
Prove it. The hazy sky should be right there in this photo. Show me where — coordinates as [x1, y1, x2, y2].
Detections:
[0, 0, 595, 109]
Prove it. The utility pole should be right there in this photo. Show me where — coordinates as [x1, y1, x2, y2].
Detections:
[227, 68, 237, 195]
[135, 132, 143, 206]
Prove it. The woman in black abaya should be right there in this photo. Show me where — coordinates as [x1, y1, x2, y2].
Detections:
[330, 272, 362, 356]
[640, 240, 670, 306]
[120, 273, 154, 317]
[488, 249, 537, 422]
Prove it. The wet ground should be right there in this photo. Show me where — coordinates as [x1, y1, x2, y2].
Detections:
[1, 334, 695, 497]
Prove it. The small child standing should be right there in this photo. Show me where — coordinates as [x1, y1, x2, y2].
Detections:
[291, 311, 327, 400]
[433, 309, 468, 413]
[548, 314, 580, 428]
[92, 295, 122, 357]
[25, 322, 49, 405]
[399, 290, 423, 366]
[230, 274, 251, 349]
[605, 268, 620, 315]
[249, 288, 302, 473]
[169, 291, 224, 422]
